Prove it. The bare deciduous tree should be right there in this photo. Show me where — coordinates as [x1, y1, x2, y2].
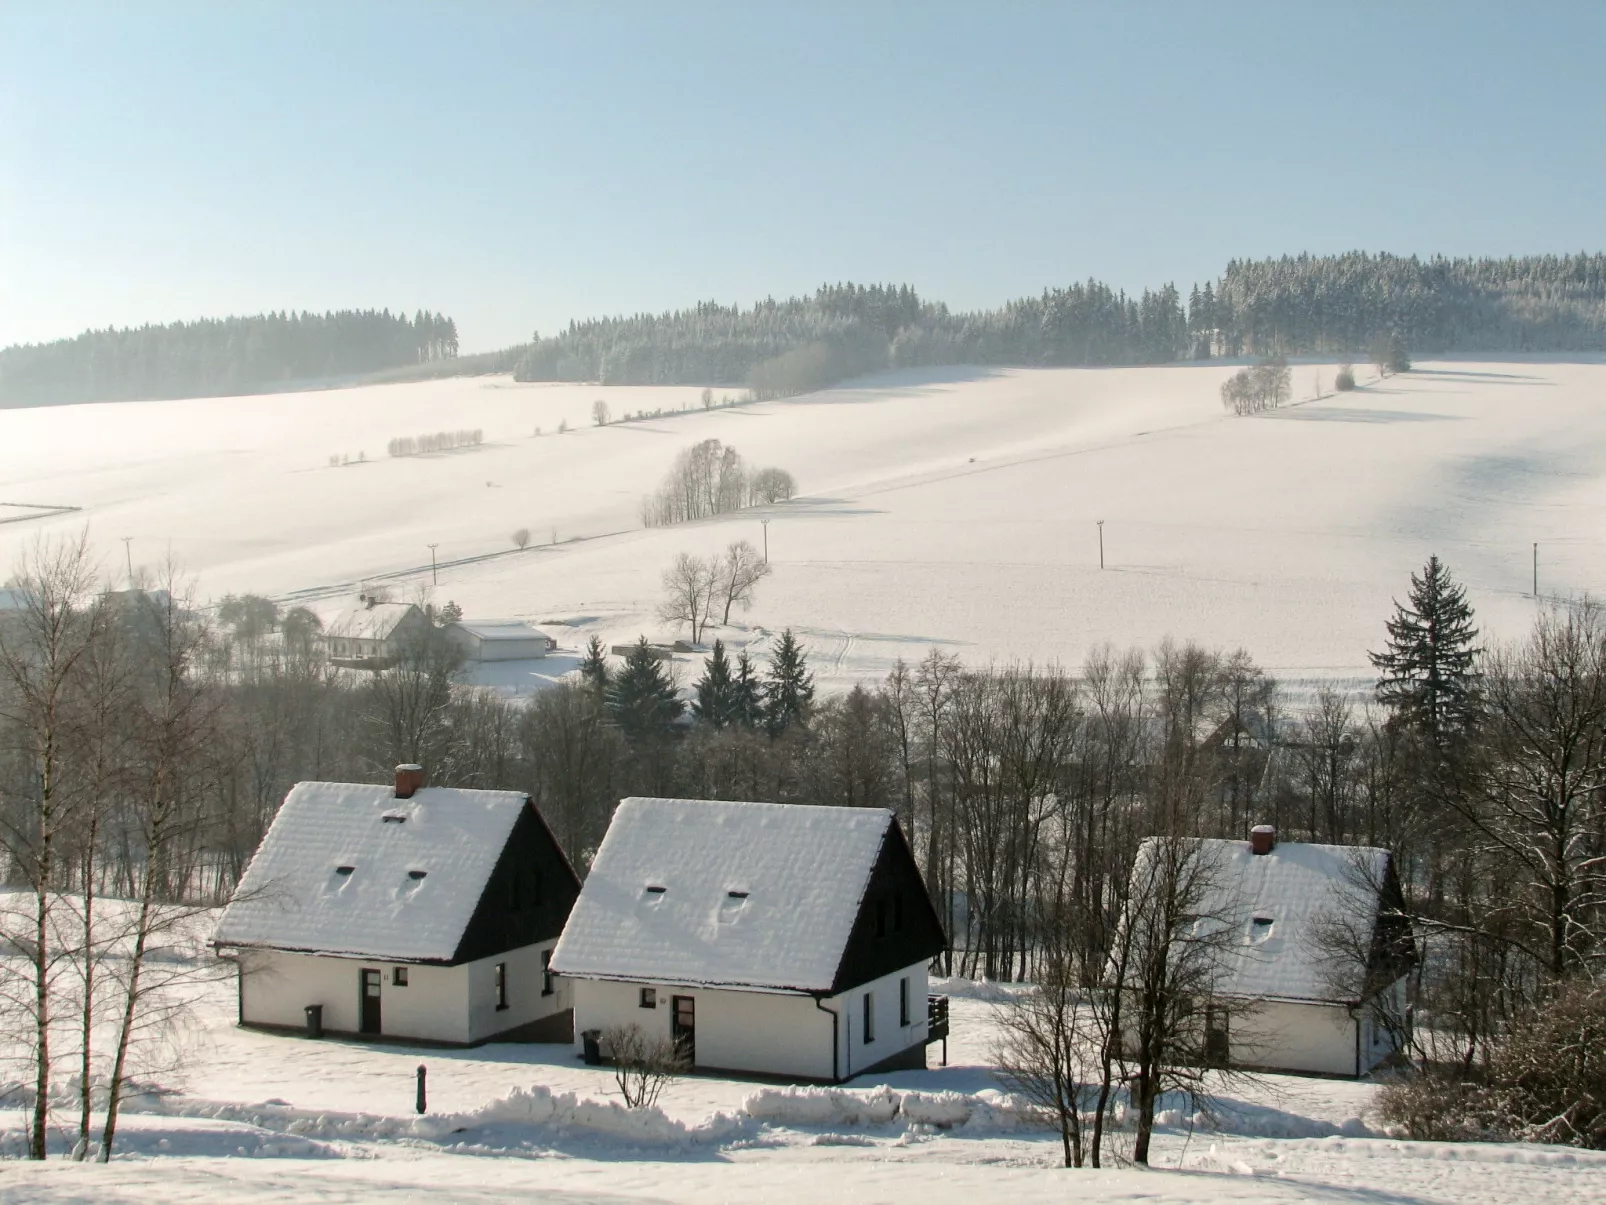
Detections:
[0, 532, 102, 1159]
[993, 906, 1097, 1166]
[592, 399, 611, 427]
[716, 540, 771, 624]
[657, 553, 716, 644]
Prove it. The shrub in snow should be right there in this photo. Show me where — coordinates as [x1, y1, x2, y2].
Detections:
[601, 1023, 688, 1110]
[1335, 363, 1356, 391]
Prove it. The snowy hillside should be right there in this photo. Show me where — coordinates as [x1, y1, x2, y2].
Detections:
[4, 958, 1604, 1204]
[5, 359, 1605, 692]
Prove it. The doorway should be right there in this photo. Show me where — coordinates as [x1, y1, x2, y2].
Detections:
[670, 994, 695, 1066]
[1205, 1005, 1229, 1067]
[360, 968, 382, 1035]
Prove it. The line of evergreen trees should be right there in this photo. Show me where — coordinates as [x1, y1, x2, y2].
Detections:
[512, 253, 1606, 396]
[0, 309, 459, 408]
[579, 631, 815, 745]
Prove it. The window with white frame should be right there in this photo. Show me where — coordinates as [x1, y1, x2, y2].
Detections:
[863, 991, 875, 1043]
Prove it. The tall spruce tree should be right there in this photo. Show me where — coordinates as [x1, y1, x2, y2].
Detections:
[692, 639, 737, 728]
[605, 637, 683, 744]
[732, 650, 765, 730]
[764, 628, 815, 735]
[578, 634, 609, 694]
[1369, 555, 1482, 750]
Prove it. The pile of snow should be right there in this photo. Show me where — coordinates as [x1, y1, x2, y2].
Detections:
[742, 1084, 1032, 1132]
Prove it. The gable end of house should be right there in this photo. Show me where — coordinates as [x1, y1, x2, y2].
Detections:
[829, 817, 946, 995]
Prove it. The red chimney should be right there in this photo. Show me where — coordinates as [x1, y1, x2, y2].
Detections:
[1250, 824, 1276, 855]
[395, 764, 425, 799]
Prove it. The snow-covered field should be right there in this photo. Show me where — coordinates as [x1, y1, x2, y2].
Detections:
[5, 969, 1605, 1204]
[7, 359, 1606, 695]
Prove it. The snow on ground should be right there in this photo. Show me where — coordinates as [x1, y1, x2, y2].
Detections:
[7, 359, 1606, 695]
[6, 959, 1606, 1203]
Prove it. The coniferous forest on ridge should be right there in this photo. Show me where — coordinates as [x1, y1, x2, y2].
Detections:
[4, 252, 1604, 407]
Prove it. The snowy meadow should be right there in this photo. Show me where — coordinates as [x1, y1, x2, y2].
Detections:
[4, 359, 1605, 691]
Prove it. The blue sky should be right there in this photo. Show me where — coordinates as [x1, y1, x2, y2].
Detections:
[2, 2, 1602, 352]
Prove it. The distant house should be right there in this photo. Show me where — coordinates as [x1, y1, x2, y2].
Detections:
[447, 619, 556, 662]
[213, 765, 582, 1046]
[552, 797, 948, 1082]
[323, 598, 431, 667]
[1132, 825, 1413, 1078]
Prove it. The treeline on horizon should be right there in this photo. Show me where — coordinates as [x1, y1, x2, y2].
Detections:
[7, 251, 1606, 408]
[0, 308, 460, 408]
[515, 252, 1606, 395]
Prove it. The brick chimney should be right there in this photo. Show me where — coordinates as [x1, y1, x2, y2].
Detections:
[1250, 824, 1276, 855]
[394, 764, 425, 799]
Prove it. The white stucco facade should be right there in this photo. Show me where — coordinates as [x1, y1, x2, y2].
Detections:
[1226, 978, 1406, 1078]
[569, 961, 929, 1082]
[237, 938, 570, 1045]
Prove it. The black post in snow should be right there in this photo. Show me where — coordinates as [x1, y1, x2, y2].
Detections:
[416, 1064, 427, 1115]
[1097, 520, 1105, 570]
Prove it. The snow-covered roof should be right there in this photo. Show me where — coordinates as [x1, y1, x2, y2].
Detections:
[453, 620, 546, 641]
[213, 781, 530, 962]
[551, 797, 893, 994]
[325, 601, 421, 642]
[1137, 836, 1390, 1005]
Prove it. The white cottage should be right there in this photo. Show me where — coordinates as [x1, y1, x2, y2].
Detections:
[323, 599, 431, 667]
[447, 620, 556, 662]
[552, 797, 948, 1082]
[1141, 825, 1414, 1078]
[213, 765, 582, 1046]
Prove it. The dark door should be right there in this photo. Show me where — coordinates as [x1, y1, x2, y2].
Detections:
[1205, 1005, 1229, 1067]
[670, 994, 695, 1066]
[360, 969, 382, 1035]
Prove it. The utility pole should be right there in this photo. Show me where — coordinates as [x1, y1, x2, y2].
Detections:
[428, 543, 439, 586]
[1097, 520, 1105, 570]
[120, 536, 133, 582]
[1533, 542, 1538, 598]
[761, 518, 770, 564]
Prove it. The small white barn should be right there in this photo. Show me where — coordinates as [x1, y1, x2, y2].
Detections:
[1142, 825, 1413, 1078]
[447, 620, 555, 662]
[323, 599, 431, 667]
[213, 765, 582, 1046]
[552, 797, 948, 1082]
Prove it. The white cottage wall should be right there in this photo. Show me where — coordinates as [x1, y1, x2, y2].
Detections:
[569, 960, 929, 1082]
[827, 962, 929, 1080]
[1231, 999, 1359, 1077]
[239, 950, 469, 1043]
[238, 939, 565, 1046]
[465, 939, 568, 1042]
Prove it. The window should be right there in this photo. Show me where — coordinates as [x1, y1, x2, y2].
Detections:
[639, 986, 657, 1009]
[863, 992, 875, 1044]
[1250, 916, 1274, 942]
[335, 865, 355, 876]
[541, 949, 554, 996]
[899, 977, 910, 1026]
[407, 869, 427, 880]
[393, 967, 409, 987]
[494, 962, 508, 1010]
